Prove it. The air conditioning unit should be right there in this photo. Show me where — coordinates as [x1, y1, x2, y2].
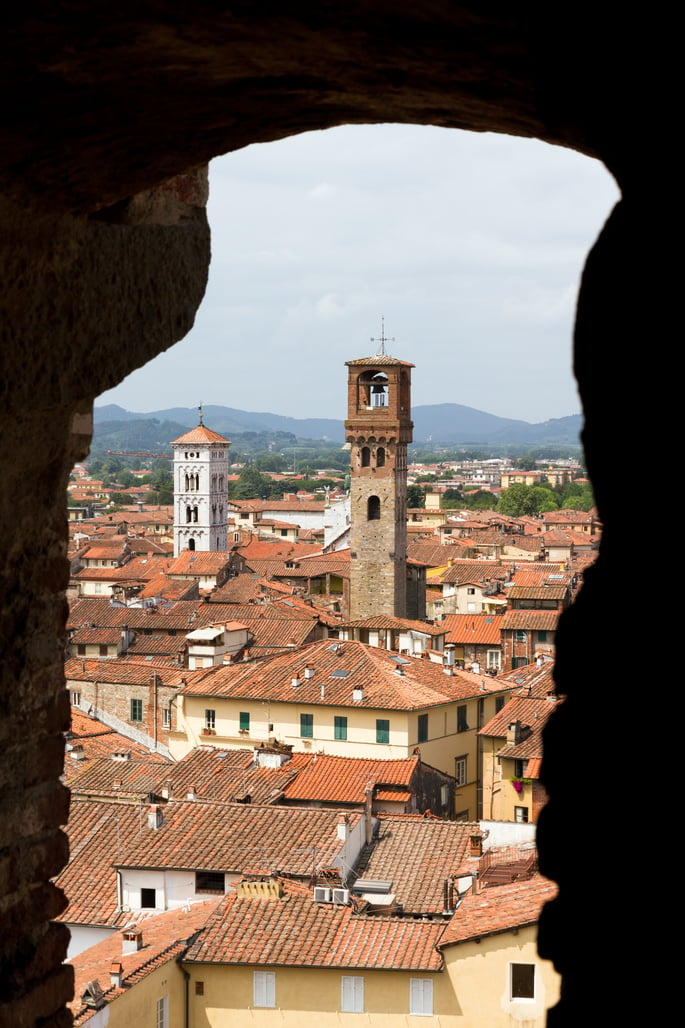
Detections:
[332, 888, 350, 905]
[313, 887, 332, 903]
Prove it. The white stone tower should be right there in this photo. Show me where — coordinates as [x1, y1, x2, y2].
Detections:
[171, 410, 231, 556]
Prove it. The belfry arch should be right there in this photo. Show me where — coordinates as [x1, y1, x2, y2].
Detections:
[0, 7, 660, 1025]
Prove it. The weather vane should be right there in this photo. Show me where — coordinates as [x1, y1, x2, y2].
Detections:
[198, 403, 203, 425]
[371, 316, 395, 356]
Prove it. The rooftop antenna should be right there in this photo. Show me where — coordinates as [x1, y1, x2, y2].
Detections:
[371, 316, 394, 356]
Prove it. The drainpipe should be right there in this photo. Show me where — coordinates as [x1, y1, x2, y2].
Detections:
[177, 959, 190, 1028]
[152, 673, 159, 752]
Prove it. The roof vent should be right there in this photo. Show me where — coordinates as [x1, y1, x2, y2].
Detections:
[122, 929, 143, 954]
[81, 980, 106, 1010]
[303, 666, 315, 679]
[147, 805, 163, 830]
[291, 676, 301, 688]
[110, 961, 124, 988]
[352, 687, 364, 702]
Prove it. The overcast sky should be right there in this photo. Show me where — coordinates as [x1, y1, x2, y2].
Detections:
[98, 124, 619, 424]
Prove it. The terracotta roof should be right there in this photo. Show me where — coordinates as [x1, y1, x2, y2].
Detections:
[65, 657, 190, 688]
[497, 660, 558, 698]
[439, 874, 557, 946]
[499, 611, 560, 631]
[69, 900, 221, 1025]
[171, 423, 229, 445]
[479, 695, 562, 760]
[184, 881, 443, 971]
[69, 628, 123, 645]
[339, 615, 445, 636]
[114, 801, 364, 877]
[165, 746, 307, 805]
[283, 755, 419, 804]
[441, 614, 502, 646]
[507, 584, 567, 600]
[352, 816, 483, 914]
[55, 799, 144, 927]
[69, 757, 173, 800]
[345, 354, 414, 368]
[167, 550, 232, 575]
[178, 639, 511, 711]
[63, 708, 167, 786]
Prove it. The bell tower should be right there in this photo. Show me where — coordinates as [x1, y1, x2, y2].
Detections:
[171, 409, 231, 557]
[345, 338, 414, 619]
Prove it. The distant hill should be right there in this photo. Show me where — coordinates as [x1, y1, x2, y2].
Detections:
[94, 403, 582, 448]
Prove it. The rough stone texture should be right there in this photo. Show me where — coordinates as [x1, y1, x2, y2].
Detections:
[0, 4, 669, 1025]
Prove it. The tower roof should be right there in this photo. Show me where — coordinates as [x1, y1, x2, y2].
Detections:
[346, 354, 414, 368]
[171, 423, 230, 445]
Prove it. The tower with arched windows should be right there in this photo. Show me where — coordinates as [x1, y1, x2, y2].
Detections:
[345, 351, 414, 618]
[171, 414, 231, 557]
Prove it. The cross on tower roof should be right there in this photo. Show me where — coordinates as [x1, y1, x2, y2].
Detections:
[370, 316, 395, 356]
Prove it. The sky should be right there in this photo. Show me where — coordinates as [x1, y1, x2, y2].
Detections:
[98, 124, 620, 424]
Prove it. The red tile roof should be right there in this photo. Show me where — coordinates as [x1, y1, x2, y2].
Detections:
[171, 423, 229, 444]
[179, 639, 511, 711]
[283, 755, 419, 804]
[439, 873, 557, 946]
[352, 816, 483, 914]
[185, 881, 442, 971]
[499, 611, 560, 631]
[441, 614, 502, 646]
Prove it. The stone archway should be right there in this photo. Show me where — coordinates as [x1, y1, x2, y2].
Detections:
[0, 7, 661, 1025]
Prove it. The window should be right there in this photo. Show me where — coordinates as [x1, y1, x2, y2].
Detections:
[99, 644, 108, 656]
[417, 713, 428, 743]
[367, 495, 381, 520]
[514, 758, 526, 778]
[77, 644, 86, 655]
[376, 446, 386, 467]
[361, 446, 371, 467]
[455, 756, 467, 787]
[376, 718, 390, 744]
[70, 690, 81, 706]
[156, 995, 168, 1028]
[409, 978, 433, 1016]
[487, 649, 501, 670]
[196, 871, 225, 893]
[162, 706, 171, 728]
[334, 715, 348, 740]
[300, 713, 313, 738]
[457, 705, 469, 732]
[341, 976, 364, 1013]
[194, 981, 204, 996]
[510, 963, 535, 1000]
[204, 709, 216, 730]
[515, 630, 527, 642]
[130, 698, 143, 722]
[495, 695, 506, 713]
[537, 630, 548, 642]
[140, 887, 156, 908]
[253, 971, 275, 1008]
[239, 711, 250, 732]
[515, 806, 529, 823]
[467, 587, 476, 595]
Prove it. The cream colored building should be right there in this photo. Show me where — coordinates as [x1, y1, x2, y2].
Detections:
[169, 639, 513, 820]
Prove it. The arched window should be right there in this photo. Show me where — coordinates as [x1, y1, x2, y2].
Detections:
[367, 496, 381, 520]
[376, 446, 385, 467]
[186, 505, 192, 523]
[193, 506, 199, 523]
[361, 446, 371, 467]
[188, 538, 195, 551]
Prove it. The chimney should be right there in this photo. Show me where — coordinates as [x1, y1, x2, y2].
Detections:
[187, 785, 197, 801]
[364, 784, 374, 845]
[122, 929, 143, 955]
[110, 961, 124, 988]
[147, 804, 163, 830]
[506, 722, 522, 745]
[337, 813, 349, 841]
[291, 675, 301, 688]
[303, 666, 315, 679]
[352, 687, 364, 702]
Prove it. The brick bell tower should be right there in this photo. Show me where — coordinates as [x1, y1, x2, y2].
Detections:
[345, 332, 414, 619]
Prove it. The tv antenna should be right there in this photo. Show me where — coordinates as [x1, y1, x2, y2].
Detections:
[371, 316, 395, 356]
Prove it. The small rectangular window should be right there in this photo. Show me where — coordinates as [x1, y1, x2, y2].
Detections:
[253, 971, 275, 1008]
[70, 691, 81, 706]
[515, 806, 529, 823]
[495, 695, 506, 713]
[334, 715, 348, 740]
[457, 705, 469, 732]
[196, 871, 225, 893]
[417, 713, 428, 743]
[341, 975, 364, 1013]
[537, 630, 548, 642]
[140, 887, 156, 908]
[409, 978, 433, 1016]
[300, 713, 314, 738]
[455, 756, 467, 787]
[239, 711, 250, 732]
[162, 706, 171, 728]
[204, 709, 216, 730]
[99, 644, 108, 656]
[130, 698, 143, 722]
[77, 644, 86, 656]
[376, 719, 390, 744]
[515, 630, 527, 643]
[194, 981, 204, 996]
[510, 963, 535, 999]
[156, 996, 169, 1028]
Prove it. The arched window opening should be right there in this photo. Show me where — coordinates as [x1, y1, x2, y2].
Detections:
[368, 495, 381, 520]
[376, 446, 385, 467]
[193, 506, 199, 523]
[186, 505, 192, 523]
[371, 373, 388, 407]
[188, 538, 196, 552]
[361, 446, 371, 467]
